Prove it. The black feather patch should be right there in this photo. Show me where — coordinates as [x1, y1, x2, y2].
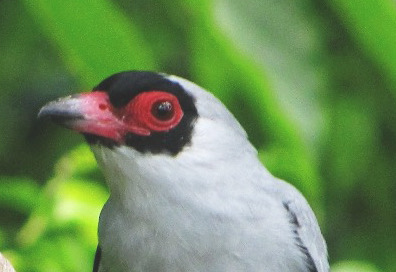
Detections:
[92, 245, 101, 272]
[283, 201, 318, 272]
[89, 71, 198, 155]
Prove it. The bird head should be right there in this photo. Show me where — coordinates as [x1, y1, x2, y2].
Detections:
[39, 71, 259, 198]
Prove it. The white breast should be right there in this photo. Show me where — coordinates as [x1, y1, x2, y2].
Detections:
[92, 143, 312, 272]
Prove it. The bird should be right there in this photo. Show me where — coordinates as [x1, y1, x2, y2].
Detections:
[38, 71, 329, 272]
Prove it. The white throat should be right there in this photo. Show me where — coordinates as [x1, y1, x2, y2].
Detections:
[89, 129, 302, 271]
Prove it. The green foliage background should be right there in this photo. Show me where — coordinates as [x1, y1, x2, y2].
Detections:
[0, 0, 395, 271]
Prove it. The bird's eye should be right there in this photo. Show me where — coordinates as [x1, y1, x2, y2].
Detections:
[122, 91, 184, 134]
[152, 101, 174, 121]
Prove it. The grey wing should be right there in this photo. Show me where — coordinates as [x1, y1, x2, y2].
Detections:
[276, 179, 329, 272]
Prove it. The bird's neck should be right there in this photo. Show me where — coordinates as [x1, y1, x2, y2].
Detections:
[91, 144, 279, 271]
[90, 144, 271, 215]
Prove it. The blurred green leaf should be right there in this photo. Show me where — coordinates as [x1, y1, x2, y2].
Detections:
[332, 260, 383, 272]
[57, 144, 97, 177]
[22, 0, 157, 86]
[17, 144, 104, 246]
[327, 96, 377, 191]
[215, 0, 328, 151]
[53, 178, 108, 247]
[13, 144, 106, 271]
[2, 0, 396, 271]
[0, 177, 40, 214]
[330, 0, 396, 91]
[186, 0, 323, 212]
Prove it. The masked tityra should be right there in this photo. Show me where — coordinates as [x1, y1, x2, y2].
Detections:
[39, 71, 329, 272]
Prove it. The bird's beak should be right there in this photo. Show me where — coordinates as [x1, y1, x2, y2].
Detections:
[38, 91, 124, 141]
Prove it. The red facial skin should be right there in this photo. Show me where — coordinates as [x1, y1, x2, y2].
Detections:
[47, 91, 184, 143]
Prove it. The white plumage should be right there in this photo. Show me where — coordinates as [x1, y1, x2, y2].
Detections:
[90, 75, 329, 271]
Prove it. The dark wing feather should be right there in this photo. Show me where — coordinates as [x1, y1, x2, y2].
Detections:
[283, 201, 318, 272]
[92, 245, 101, 272]
[275, 179, 329, 272]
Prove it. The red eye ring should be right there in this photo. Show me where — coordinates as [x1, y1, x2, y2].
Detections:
[122, 91, 184, 133]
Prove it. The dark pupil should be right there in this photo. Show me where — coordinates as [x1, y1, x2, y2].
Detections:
[152, 101, 174, 120]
